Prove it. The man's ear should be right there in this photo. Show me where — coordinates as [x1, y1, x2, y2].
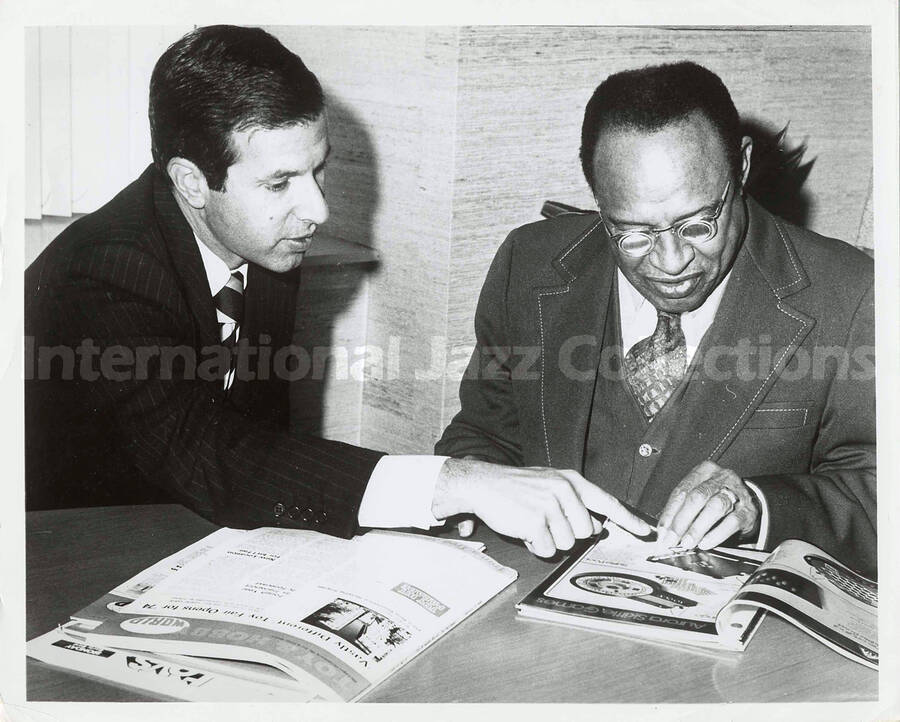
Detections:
[739, 135, 753, 191]
[167, 157, 209, 210]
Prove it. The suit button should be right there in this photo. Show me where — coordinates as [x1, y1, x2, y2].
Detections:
[288, 505, 301, 520]
[300, 507, 314, 523]
[273, 503, 285, 518]
[638, 443, 653, 457]
[313, 510, 328, 525]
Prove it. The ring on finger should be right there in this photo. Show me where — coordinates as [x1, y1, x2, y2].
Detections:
[718, 487, 739, 508]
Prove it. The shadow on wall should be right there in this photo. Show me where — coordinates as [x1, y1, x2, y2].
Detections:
[290, 94, 381, 438]
[321, 95, 382, 241]
[742, 119, 816, 228]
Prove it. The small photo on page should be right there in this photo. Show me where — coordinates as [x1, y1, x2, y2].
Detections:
[803, 555, 877, 608]
[304, 598, 411, 662]
[646, 549, 761, 580]
[569, 572, 699, 610]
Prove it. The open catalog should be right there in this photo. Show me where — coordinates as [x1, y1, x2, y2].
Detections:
[27, 527, 517, 701]
[516, 523, 877, 669]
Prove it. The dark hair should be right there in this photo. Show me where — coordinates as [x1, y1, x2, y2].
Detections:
[579, 61, 741, 192]
[149, 25, 324, 191]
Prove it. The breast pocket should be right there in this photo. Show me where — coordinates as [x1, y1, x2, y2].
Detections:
[744, 402, 814, 429]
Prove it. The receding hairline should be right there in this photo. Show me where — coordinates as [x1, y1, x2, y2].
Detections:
[590, 110, 733, 171]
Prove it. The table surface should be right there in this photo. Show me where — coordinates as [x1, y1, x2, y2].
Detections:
[26, 504, 879, 703]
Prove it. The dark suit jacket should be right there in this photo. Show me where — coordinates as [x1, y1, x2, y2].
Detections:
[436, 197, 876, 576]
[25, 165, 384, 537]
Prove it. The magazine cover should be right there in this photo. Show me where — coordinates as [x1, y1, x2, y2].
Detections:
[517, 523, 767, 650]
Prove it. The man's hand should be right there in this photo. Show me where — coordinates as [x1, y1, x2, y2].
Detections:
[432, 458, 652, 557]
[656, 461, 760, 550]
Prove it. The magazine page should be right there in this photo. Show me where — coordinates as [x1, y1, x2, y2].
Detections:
[517, 523, 767, 650]
[68, 527, 517, 701]
[721, 539, 877, 669]
[106, 527, 247, 601]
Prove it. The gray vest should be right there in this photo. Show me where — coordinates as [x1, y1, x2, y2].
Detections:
[582, 279, 697, 514]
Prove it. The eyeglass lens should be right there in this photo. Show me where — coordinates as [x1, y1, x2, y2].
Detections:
[678, 219, 715, 241]
[618, 219, 716, 257]
[619, 233, 654, 256]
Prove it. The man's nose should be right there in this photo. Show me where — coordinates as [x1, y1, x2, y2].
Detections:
[292, 173, 329, 227]
[649, 230, 694, 276]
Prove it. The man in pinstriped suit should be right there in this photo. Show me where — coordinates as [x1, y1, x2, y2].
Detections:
[25, 25, 650, 554]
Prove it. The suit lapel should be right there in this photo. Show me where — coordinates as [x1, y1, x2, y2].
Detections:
[229, 264, 299, 408]
[535, 216, 613, 469]
[151, 169, 219, 349]
[638, 198, 816, 510]
[240, 265, 296, 367]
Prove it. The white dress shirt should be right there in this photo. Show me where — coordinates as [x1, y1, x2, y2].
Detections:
[617, 268, 769, 548]
[617, 267, 730, 363]
[194, 236, 445, 530]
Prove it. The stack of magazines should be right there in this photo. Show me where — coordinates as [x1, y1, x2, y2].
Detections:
[28, 527, 518, 701]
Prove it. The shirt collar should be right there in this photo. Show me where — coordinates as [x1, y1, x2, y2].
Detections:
[193, 235, 249, 296]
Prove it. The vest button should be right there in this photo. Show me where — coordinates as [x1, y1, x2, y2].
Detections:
[638, 443, 653, 457]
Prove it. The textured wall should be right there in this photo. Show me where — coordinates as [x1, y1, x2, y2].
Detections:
[268, 27, 461, 452]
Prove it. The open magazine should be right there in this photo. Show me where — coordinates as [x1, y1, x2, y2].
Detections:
[28, 527, 517, 701]
[516, 523, 877, 669]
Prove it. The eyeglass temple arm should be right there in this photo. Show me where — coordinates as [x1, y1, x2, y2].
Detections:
[540, 200, 593, 219]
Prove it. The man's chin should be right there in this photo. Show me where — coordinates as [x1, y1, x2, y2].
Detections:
[646, 292, 706, 314]
[257, 254, 306, 274]
[630, 275, 712, 314]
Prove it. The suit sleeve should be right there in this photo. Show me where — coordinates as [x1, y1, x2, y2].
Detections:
[435, 234, 525, 465]
[748, 283, 876, 577]
[37, 252, 384, 538]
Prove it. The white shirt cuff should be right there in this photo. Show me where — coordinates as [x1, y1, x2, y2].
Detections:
[357, 455, 448, 530]
[742, 479, 769, 550]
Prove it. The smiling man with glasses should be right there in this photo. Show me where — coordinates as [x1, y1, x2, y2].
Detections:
[437, 61, 876, 577]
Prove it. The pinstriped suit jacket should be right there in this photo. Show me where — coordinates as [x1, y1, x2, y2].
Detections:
[25, 165, 384, 537]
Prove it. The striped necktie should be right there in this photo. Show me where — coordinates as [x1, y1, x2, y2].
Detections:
[214, 270, 244, 348]
[623, 310, 687, 421]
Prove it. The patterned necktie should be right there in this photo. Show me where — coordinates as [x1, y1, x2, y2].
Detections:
[214, 270, 244, 348]
[623, 310, 687, 421]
